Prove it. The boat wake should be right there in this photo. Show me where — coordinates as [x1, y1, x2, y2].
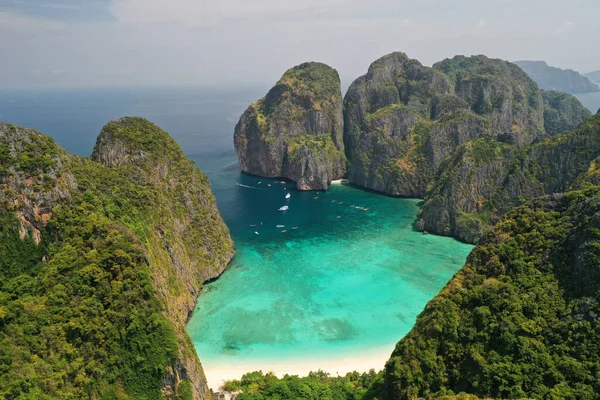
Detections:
[236, 183, 266, 190]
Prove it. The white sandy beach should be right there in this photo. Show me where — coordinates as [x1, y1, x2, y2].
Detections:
[330, 179, 350, 185]
[202, 346, 392, 390]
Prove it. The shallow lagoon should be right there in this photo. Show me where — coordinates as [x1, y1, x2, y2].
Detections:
[187, 176, 473, 386]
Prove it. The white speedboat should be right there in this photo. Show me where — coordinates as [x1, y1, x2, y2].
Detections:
[278, 206, 289, 211]
[285, 193, 291, 199]
[276, 225, 285, 228]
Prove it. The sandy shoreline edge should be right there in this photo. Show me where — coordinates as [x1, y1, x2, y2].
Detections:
[203, 346, 392, 390]
[330, 179, 350, 185]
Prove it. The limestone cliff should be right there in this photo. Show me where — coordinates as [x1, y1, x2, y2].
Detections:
[91, 117, 235, 399]
[343, 53, 545, 197]
[0, 122, 76, 245]
[234, 62, 346, 190]
[0, 118, 234, 400]
[434, 55, 545, 144]
[542, 90, 592, 135]
[417, 112, 600, 243]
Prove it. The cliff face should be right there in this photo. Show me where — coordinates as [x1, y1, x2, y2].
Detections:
[91, 117, 235, 399]
[415, 138, 518, 243]
[0, 122, 76, 245]
[379, 187, 600, 399]
[434, 55, 545, 144]
[0, 118, 234, 400]
[515, 60, 600, 94]
[234, 62, 346, 190]
[542, 90, 592, 135]
[343, 53, 544, 197]
[417, 112, 600, 243]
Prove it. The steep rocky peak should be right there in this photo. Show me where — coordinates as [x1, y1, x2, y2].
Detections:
[234, 61, 346, 191]
[366, 52, 413, 79]
[264, 61, 342, 113]
[92, 117, 184, 168]
[0, 122, 75, 245]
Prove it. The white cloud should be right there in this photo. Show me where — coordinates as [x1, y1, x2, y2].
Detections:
[108, 0, 353, 25]
[0, 0, 599, 88]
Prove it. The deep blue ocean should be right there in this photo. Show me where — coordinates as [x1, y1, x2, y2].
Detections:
[0, 86, 477, 388]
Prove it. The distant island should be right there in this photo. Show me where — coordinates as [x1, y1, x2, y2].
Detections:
[586, 70, 600, 85]
[515, 60, 599, 94]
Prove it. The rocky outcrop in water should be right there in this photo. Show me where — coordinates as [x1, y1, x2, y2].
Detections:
[234, 62, 346, 190]
[233, 52, 595, 243]
[1, 117, 234, 400]
[515, 60, 600, 94]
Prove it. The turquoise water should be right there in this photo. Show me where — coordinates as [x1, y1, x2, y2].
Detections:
[0, 87, 474, 381]
[187, 177, 474, 373]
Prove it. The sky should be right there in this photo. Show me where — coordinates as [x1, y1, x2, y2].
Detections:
[0, 0, 599, 89]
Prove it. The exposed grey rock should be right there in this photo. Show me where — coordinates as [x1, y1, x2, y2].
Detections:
[234, 62, 346, 190]
[343, 53, 544, 198]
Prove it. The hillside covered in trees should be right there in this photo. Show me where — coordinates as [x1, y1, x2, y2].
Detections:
[0, 118, 234, 400]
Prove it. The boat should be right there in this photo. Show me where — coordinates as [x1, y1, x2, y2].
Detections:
[285, 193, 291, 199]
[276, 225, 285, 228]
[291, 227, 298, 230]
[255, 231, 259, 235]
[250, 224, 257, 227]
[281, 230, 287, 233]
[278, 206, 289, 211]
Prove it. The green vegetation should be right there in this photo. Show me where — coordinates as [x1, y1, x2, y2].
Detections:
[0, 119, 234, 399]
[92, 117, 185, 164]
[542, 90, 592, 134]
[222, 370, 381, 400]
[287, 134, 345, 164]
[0, 139, 14, 177]
[234, 61, 346, 190]
[380, 187, 600, 399]
[434, 55, 543, 130]
[0, 201, 179, 399]
[260, 62, 342, 120]
[276, 62, 343, 108]
[466, 138, 510, 166]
